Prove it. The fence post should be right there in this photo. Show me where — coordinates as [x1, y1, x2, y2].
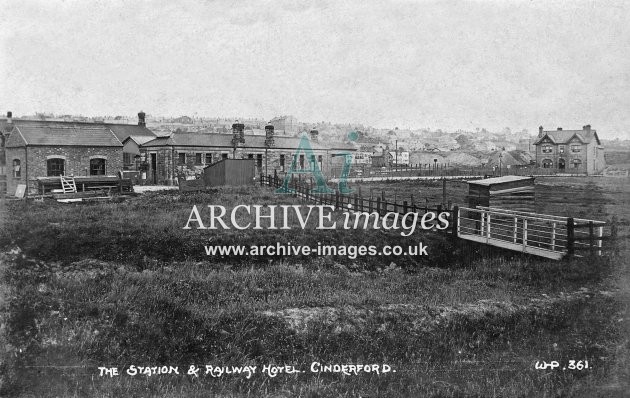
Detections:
[335, 190, 340, 209]
[566, 218, 575, 257]
[551, 222, 556, 251]
[589, 221, 595, 257]
[354, 193, 358, 210]
[485, 209, 491, 240]
[451, 206, 459, 238]
[369, 197, 373, 213]
[523, 219, 528, 249]
[442, 178, 446, 206]
[403, 200, 408, 213]
[376, 197, 381, 214]
[514, 217, 518, 243]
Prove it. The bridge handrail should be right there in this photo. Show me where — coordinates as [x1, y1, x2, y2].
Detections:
[474, 206, 606, 225]
[459, 206, 568, 224]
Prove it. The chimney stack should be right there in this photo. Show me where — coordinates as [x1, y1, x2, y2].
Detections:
[309, 129, 319, 142]
[583, 124, 591, 131]
[538, 126, 544, 137]
[7, 111, 12, 124]
[138, 111, 146, 127]
[264, 124, 275, 147]
[232, 121, 245, 145]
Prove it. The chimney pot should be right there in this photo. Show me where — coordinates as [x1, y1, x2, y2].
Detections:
[7, 111, 12, 124]
[538, 126, 544, 137]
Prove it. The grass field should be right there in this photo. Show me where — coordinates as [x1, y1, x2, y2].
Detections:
[0, 178, 628, 397]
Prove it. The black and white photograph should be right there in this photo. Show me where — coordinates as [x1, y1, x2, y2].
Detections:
[0, 1, 629, 396]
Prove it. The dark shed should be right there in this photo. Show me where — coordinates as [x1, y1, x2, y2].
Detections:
[467, 175, 535, 212]
[202, 159, 255, 187]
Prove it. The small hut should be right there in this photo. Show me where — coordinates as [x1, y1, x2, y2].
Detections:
[467, 175, 535, 212]
[202, 159, 255, 187]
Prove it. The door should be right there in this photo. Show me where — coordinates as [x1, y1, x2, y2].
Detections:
[558, 158, 565, 170]
[151, 153, 157, 184]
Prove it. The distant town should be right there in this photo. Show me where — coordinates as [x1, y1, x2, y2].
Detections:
[1, 110, 629, 196]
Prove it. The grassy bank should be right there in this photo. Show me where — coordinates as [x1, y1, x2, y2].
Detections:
[1, 184, 628, 397]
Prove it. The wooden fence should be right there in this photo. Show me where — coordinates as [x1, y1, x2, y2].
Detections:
[326, 164, 589, 179]
[260, 174, 447, 216]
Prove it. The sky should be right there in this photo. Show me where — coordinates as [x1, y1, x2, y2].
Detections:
[1, 0, 629, 138]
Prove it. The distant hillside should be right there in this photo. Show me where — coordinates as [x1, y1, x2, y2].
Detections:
[604, 149, 630, 165]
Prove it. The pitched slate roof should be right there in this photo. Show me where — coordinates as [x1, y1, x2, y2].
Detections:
[533, 129, 600, 145]
[6, 121, 122, 147]
[1, 119, 155, 144]
[123, 135, 157, 146]
[141, 132, 355, 151]
[104, 123, 156, 142]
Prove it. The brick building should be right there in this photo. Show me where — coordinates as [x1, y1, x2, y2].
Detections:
[108, 112, 157, 167]
[268, 115, 297, 135]
[140, 126, 355, 185]
[3, 120, 124, 195]
[1, 111, 156, 195]
[533, 125, 605, 175]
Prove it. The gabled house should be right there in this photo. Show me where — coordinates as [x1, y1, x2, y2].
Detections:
[533, 125, 605, 175]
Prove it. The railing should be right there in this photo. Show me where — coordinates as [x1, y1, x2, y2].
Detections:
[260, 174, 447, 217]
[453, 206, 613, 260]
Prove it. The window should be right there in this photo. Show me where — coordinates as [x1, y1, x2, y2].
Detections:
[542, 144, 553, 153]
[12, 159, 20, 178]
[90, 158, 106, 175]
[573, 159, 582, 168]
[178, 153, 186, 164]
[256, 154, 262, 168]
[123, 153, 134, 165]
[571, 144, 581, 153]
[195, 153, 202, 165]
[299, 155, 305, 170]
[222, 153, 228, 160]
[205, 153, 212, 164]
[559, 145, 565, 154]
[248, 154, 254, 159]
[280, 154, 285, 169]
[47, 158, 65, 176]
[541, 159, 553, 169]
